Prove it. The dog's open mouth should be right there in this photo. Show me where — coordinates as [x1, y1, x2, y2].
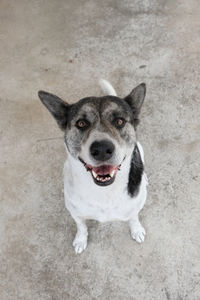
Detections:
[79, 158, 121, 186]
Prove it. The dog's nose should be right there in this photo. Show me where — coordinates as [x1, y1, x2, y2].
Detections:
[90, 140, 115, 161]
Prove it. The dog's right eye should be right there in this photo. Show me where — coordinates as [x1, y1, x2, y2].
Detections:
[76, 119, 90, 130]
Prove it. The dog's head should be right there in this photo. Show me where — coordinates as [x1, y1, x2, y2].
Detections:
[38, 83, 146, 186]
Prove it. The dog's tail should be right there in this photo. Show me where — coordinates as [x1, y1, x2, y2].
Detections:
[99, 79, 117, 96]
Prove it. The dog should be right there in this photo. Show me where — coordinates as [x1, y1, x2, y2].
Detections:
[38, 79, 148, 254]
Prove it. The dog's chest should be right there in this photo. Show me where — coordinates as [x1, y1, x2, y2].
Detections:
[64, 157, 147, 222]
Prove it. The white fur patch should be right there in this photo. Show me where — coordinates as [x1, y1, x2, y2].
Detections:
[64, 142, 147, 223]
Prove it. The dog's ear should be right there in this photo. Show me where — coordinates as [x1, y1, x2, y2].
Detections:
[124, 83, 146, 126]
[38, 91, 70, 130]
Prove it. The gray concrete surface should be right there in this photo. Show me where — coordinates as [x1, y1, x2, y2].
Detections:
[0, 0, 200, 299]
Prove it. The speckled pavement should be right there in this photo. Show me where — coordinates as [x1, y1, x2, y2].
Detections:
[0, 0, 200, 299]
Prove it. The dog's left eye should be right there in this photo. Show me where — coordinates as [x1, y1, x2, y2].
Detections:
[114, 118, 126, 128]
[76, 119, 90, 130]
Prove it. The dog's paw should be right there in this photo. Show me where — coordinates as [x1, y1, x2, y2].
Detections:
[73, 235, 87, 254]
[131, 225, 146, 243]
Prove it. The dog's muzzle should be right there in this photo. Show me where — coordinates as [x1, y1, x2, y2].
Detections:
[78, 140, 125, 186]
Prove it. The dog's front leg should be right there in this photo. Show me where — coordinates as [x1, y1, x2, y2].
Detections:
[72, 215, 88, 254]
[129, 213, 146, 243]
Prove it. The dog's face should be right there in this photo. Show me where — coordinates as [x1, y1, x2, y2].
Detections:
[38, 83, 146, 186]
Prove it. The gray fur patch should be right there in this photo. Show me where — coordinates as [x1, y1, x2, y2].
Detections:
[64, 96, 136, 158]
[38, 86, 146, 160]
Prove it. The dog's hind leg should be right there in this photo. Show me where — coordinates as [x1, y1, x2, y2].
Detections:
[72, 216, 88, 254]
[129, 213, 146, 243]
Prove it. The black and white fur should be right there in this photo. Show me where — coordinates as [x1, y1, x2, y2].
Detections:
[38, 80, 148, 254]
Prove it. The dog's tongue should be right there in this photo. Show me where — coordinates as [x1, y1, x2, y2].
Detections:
[92, 165, 117, 175]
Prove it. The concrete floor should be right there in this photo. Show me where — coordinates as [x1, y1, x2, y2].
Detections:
[0, 0, 200, 299]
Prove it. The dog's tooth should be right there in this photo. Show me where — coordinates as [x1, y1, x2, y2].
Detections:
[96, 176, 101, 181]
[110, 170, 115, 178]
[92, 170, 97, 178]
